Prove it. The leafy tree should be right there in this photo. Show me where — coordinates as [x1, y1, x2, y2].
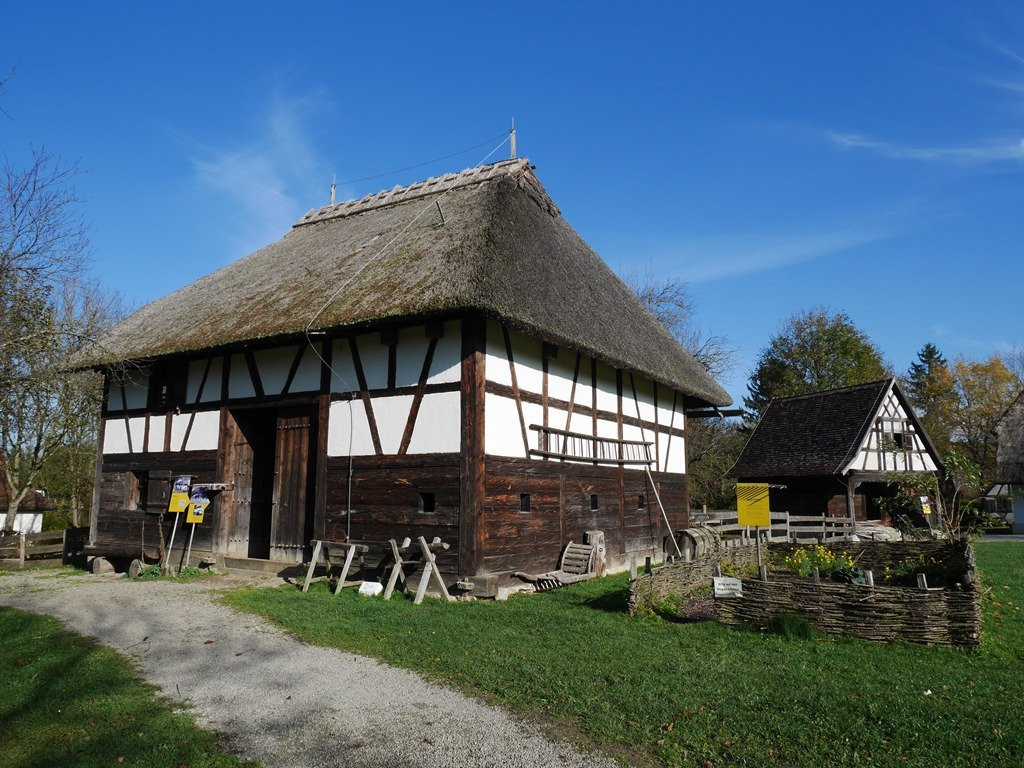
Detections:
[744, 307, 889, 421]
[950, 355, 1021, 486]
[902, 342, 955, 451]
[685, 418, 746, 509]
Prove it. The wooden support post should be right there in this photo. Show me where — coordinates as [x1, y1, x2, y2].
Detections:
[628, 556, 637, 580]
[785, 511, 791, 542]
[812, 567, 820, 583]
[19, 531, 26, 569]
[333, 543, 357, 596]
[865, 569, 874, 587]
[644, 556, 652, 575]
[759, 564, 768, 581]
[301, 540, 323, 592]
[916, 573, 928, 590]
[713, 563, 722, 577]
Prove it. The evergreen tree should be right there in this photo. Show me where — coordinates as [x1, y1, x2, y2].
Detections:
[902, 342, 954, 452]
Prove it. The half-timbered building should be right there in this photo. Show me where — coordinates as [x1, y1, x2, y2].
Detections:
[80, 158, 730, 591]
[729, 379, 942, 526]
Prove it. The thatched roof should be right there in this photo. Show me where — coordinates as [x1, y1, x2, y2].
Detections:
[728, 379, 938, 478]
[996, 392, 1024, 484]
[80, 159, 730, 407]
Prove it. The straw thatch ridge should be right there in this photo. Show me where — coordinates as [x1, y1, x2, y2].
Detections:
[78, 159, 729, 407]
[996, 391, 1024, 484]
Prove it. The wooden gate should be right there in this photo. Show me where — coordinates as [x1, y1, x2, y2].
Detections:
[270, 407, 316, 562]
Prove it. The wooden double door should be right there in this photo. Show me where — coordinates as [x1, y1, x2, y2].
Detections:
[223, 405, 316, 562]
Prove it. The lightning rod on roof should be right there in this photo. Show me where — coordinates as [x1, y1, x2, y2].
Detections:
[510, 117, 517, 159]
[330, 174, 336, 205]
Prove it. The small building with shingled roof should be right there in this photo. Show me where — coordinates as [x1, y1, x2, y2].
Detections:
[729, 379, 943, 527]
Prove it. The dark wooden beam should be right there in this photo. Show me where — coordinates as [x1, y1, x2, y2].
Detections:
[244, 350, 265, 400]
[459, 315, 486, 578]
[501, 324, 531, 457]
[348, 337, 382, 455]
[398, 336, 438, 455]
[281, 344, 306, 396]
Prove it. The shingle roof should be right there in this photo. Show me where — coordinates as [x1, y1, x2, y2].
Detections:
[997, 392, 1024, 484]
[728, 380, 892, 478]
[78, 158, 730, 407]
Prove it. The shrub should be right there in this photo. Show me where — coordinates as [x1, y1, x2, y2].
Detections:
[779, 545, 855, 579]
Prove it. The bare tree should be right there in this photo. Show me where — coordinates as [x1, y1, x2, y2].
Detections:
[1, 147, 118, 531]
[622, 266, 736, 379]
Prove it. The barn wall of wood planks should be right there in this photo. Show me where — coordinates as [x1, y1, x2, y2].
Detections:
[91, 311, 693, 584]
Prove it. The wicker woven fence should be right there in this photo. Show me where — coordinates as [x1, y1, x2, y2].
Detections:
[629, 539, 982, 647]
[715, 575, 980, 647]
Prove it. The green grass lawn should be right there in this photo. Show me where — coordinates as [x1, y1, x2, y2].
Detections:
[224, 541, 1024, 768]
[0, 607, 257, 768]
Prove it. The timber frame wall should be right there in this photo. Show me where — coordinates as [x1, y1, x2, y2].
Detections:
[92, 311, 691, 583]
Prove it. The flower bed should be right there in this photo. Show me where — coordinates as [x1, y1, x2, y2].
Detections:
[717, 540, 981, 647]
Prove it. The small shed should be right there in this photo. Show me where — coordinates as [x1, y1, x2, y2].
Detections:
[728, 379, 943, 527]
[0, 457, 55, 533]
[995, 392, 1024, 534]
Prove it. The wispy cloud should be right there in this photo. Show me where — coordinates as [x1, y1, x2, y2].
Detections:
[828, 131, 1024, 164]
[659, 225, 897, 283]
[177, 87, 333, 256]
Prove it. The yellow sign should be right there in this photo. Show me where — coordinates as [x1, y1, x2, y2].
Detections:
[186, 488, 210, 524]
[737, 483, 771, 528]
[168, 475, 192, 513]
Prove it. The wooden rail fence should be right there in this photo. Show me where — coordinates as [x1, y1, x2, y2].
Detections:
[0, 527, 88, 569]
[692, 511, 855, 544]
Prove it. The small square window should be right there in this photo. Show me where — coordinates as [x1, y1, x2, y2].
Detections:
[419, 492, 436, 514]
[892, 432, 907, 449]
[638, 493, 646, 509]
[520, 493, 531, 513]
[590, 494, 599, 512]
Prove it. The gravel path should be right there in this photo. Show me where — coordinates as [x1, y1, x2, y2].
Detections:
[0, 570, 619, 768]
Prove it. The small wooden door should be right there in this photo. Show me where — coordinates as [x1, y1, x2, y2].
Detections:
[269, 407, 316, 562]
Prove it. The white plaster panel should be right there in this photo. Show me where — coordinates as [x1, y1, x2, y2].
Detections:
[254, 346, 298, 395]
[406, 391, 462, 454]
[187, 360, 223, 405]
[356, 334, 389, 390]
[128, 417, 146, 452]
[185, 411, 220, 451]
[522, 401, 543, 443]
[631, 376, 657, 423]
[623, 423, 645, 444]
[568, 411, 592, 436]
[656, 432, 672, 473]
[665, 435, 686, 474]
[147, 415, 166, 453]
[371, 394, 415, 454]
[574, 357, 594, 414]
[484, 392, 527, 458]
[170, 414, 191, 452]
[595, 362, 619, 413]
[596, 417, 619, 440]
[102, 419, 130, 454]
[511, 331, 544, 396]
[228, 354, 255, 399]
[484, 318, 512, 387]
[395, 328, 430, 389]
[547, 407, 570, 437]
[329, 339, 360, 393]
[327, 400, 377, 456]
[427, 320, 462, 385]
[657, 389, 678, 429]
[547, 352, 577, 403]
[290, 343, 323, 393]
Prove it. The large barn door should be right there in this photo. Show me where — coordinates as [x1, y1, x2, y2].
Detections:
[269, 407, 316, 562]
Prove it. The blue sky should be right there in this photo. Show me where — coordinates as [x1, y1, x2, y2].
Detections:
[4, 2, 1023, 404]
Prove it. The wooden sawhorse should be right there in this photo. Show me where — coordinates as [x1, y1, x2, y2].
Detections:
[302, 539, 369, 595]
